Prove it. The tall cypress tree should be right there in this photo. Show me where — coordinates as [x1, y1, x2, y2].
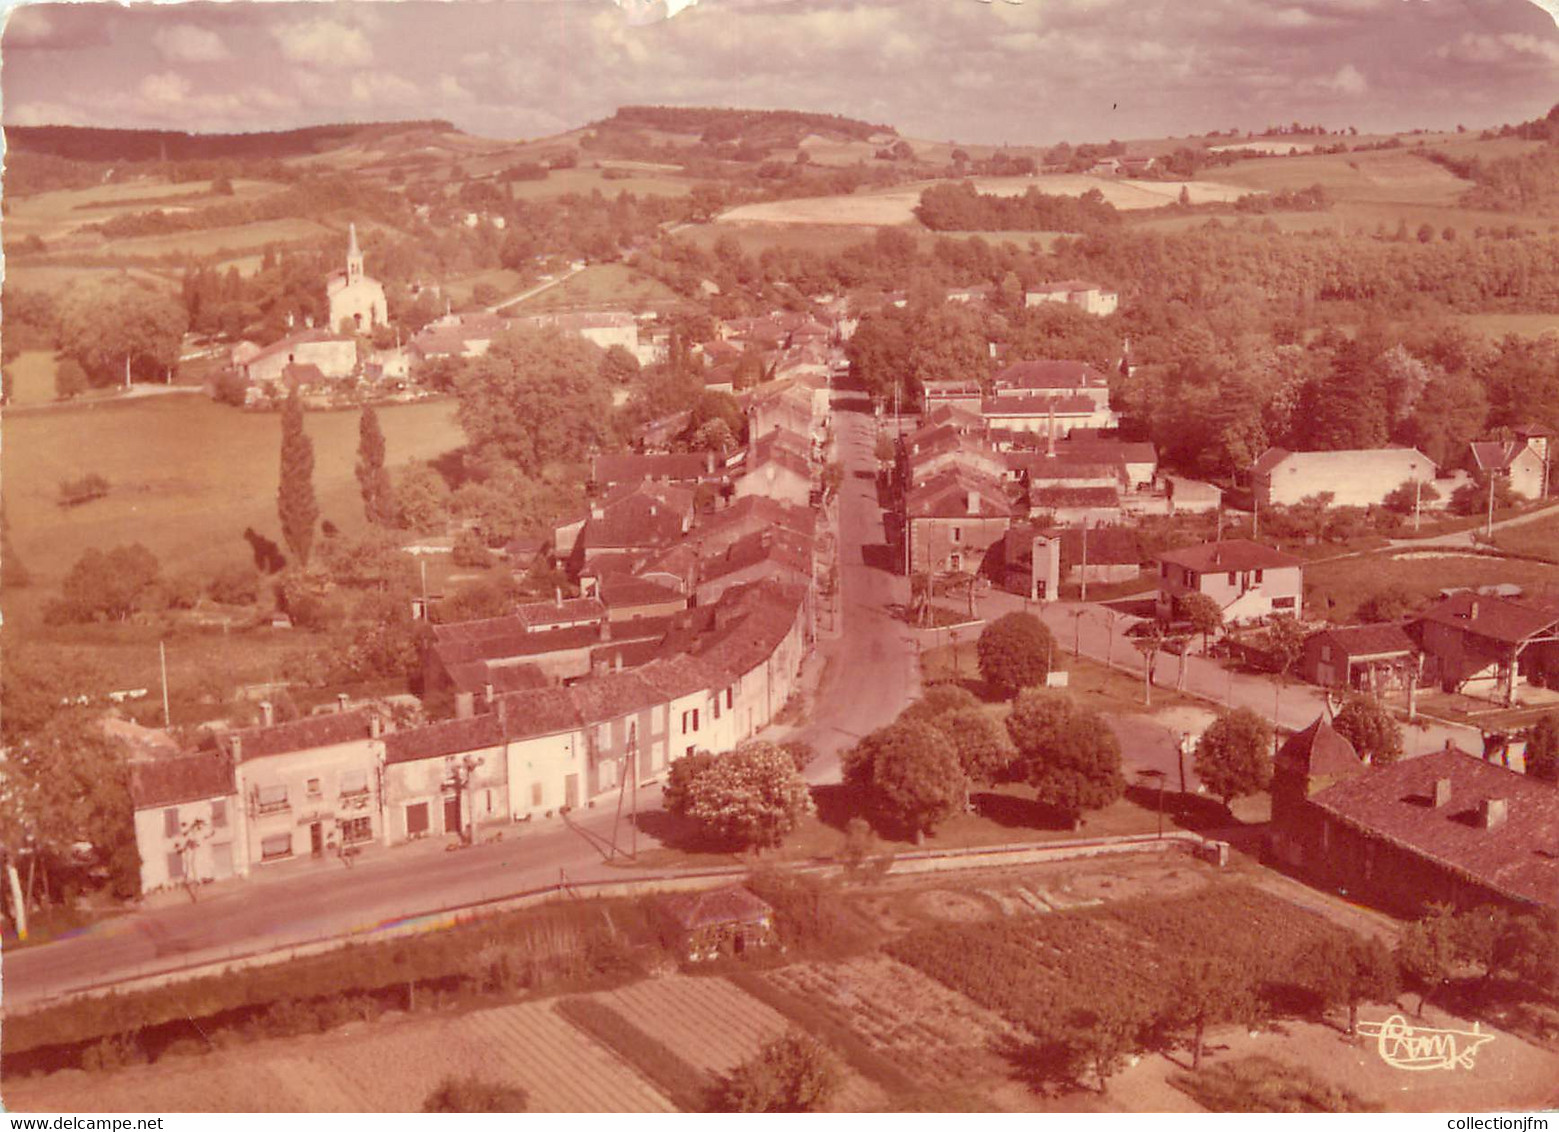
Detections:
[355, 406, 394, 525]
[277, 388, 319, 566]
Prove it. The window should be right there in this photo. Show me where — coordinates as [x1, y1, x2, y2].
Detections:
[257, 784, 289, 813]
[166, 850, 185, 881]
[691, 708, 699, 731]
[713, 696, 721, 721]
[405, 802, 430, 836]
[1227, 571, 1236, 586]
[163, 807, 180, 839]
[211, 799, 227, 829]
[681, 709, 691, 735]
[725, 687, 733, 709]
[339, 769, 369, 796]
[1255, 569, 1264, 583]
[306, 778, 322, 798]
[597, 723, 610, 748]
[261, 833, 293, 861]
[1273, 596, 1297, 609]
[686, 745, 695, 758]
[340, 817, 372, 845]
[953, 527, 962, 543]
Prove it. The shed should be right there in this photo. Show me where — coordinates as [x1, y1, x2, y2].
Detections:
[657, 884, 776, 962]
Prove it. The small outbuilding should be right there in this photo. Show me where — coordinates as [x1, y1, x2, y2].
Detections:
[657, 884, 776, 962]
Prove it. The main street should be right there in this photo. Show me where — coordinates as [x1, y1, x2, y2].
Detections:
[0, 382, 917, 1009]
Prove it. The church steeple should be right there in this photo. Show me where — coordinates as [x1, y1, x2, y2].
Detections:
[346, 223, 363, 284]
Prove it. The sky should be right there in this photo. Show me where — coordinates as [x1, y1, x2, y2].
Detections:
[1, 0, 1558, 146]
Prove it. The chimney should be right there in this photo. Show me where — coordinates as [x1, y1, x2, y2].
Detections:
[1479, 797, 1509, 829]
[336, 692, 349, 714]
[600, 618, 612, 641]
[555, 586, 563, 609]
[231, 735, 243, 761]
[1469, 600, 1480, 620]
[369, 714, 383, 738]
[614, 652, 623, 673]
[455, 691, 475, 720]
[967, 490, 979, 516]
[1432, 777, 1452, 808]
[260, 700, 275, 728]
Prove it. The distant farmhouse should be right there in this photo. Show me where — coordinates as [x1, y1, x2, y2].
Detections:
[1023, 280, 1118, 317]
[1251, 447, 1437, 509]
[1471, 427, 1549, 500]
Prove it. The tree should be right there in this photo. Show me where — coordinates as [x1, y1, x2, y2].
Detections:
[422, 1077, 529, 1112]
[57, 283, 187, 387]
[1396, 903, 1460, 1015]
[1035, 992, 1150, 1094]
[277, 389, 319, 566]
[1301, 932, 1399, 1035]
[599, 343, 640, 385]
[1332, 693, 1403, 766]
[395, 463, 452, 534]
[844, 720, 966, 842]
[54, 357, 88, 400]
[1005, 691, 1125, 827]
[1193, 707, 1272, 811]
[928, 706, 1015, 787]
[712, 1030, 842, 1112]
[355, 407, 395, 526]
[663, 749, 716, 814]
[1178, 591, 1224, 652]
[51, 543, 161, 622]
[454, 326, 612, 474]
[896, 684, 981, 728]
[664, 741, 812, 852]
[1167, 953, 1256, 1070]
[1524, 712, 1559, 783]
[976, 612, 1056, 699]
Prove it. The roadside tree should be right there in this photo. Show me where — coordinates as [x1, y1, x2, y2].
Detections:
[976, 612, 1056, 699]
[1005, 691, 1124, 827]
[1193, 707, 1272, 811]
[1332, 693, 1403, 765]
[665, 741, 812, 852]
[844, 720, 966, 842]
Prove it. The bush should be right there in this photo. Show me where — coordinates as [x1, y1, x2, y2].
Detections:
[422, 1077, 530, 1112]
[451, 528, 494, 568]
[711, 1030, 842, 1112]
[976, 612, 1056, 699]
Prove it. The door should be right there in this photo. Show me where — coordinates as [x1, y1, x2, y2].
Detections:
[211, 842, 233, 879]
[564, 773, 579, 809]
[443, 795, 461, 836]
[309, 821, 324, 857]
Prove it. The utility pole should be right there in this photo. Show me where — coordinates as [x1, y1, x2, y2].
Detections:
[124, 354, 132, 391]
[1079, 524, 1089, 603]
[1414, 477, 1422, 534]
[160, 640, 171, 728]
[1486, 475, 1495, 540]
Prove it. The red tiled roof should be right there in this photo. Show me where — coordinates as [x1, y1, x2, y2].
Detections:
[993, 360, 1108, 391]
[592, 453, 715, 485]
[599, 574, 686, 610]
[130, 750, 234, 810]
[1007, 453, 1120, 483]
[907, 466, 1014, 520]
[1251, 447, 1291, 477]
[1156, 539, 1303, 573]
[1308, 623, 1416, 659]
[569, 670, 665, 724]
[660, 884, 773, 930]
[1470, 440, 1529, 473]
[498, 686, 584, 741]
[384, 714, 503, 766]
[635, 653, 724, 701]
[1277, 716, 1363, 778]
[1416, 591, 1559, 646]
[982, 394, 1098, 417]
[1310, 746, 1559, 908]
[514, 597, 606, 630]
[219, 710, 374, 762]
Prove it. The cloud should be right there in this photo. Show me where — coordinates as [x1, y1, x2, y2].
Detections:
[152, 24, 231, 63]
[1438, 31, 1559, 66]
[3, 6, 112, 51]
[137, 71, 193, 107]
[5, 99, 90, 126]
[1325, 63, 1369, 94]
[273, 19, 373, 68]
[349, 71, 422, 107]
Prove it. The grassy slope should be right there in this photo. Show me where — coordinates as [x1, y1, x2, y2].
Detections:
[1304, 551, 1559, 623]
[1, 396, 465, 602]
[516, 262, 682, 311]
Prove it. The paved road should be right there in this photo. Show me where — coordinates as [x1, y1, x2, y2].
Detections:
[0, 384, 920, 1008]
[488, 264, 586, 315]
[1386, 498, 1559, 550]
[795, 390, 921, 783]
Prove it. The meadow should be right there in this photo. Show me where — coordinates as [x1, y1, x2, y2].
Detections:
[515, 262, 683, 311]
[1303, 549, 1559, 623]
[0, 395, 466, 607]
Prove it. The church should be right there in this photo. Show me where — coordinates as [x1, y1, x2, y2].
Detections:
[327, 223, 388, 334]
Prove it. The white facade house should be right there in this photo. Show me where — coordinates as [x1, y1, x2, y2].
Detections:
[1024, 280, 1119, 316]
[1251, 447, 1437, 509]
[129, 749, 244, 894]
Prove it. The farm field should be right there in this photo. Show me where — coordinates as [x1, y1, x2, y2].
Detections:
[87, 217, 335, 261]
[1, 263, 177, 297]
[718, 174, 1249, 228]
[1460, 312, 1559, 340]
[1, 178, 286, 246]
[504, 166, 692, 201]
[1209, 148, 1470, 203]
[0, 395, 465, 604]
[441, 267, 529, 306]
[515, 262, 683, 311]
[1304, 549, 1559, 623]
[3, 999, 676, 1113]
[589, 975, 882, 1110]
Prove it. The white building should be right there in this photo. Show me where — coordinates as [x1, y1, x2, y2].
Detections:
[1024, 280, 1118, 316]
[1251, 447, 1437, 509]
[327, 223, 388, 334]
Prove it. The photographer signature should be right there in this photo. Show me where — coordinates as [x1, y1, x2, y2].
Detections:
[1356, 1014, 1495, 1071]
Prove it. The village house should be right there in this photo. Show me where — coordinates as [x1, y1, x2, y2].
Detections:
[1300, 623, 1418, 693]
[983, 391, 1118, 434]
[735, 429, 813, 508]
[220, 708, 387, 870]
[590, 452, 720, 491]
[326, 223, 388, 333]
[409, 312, 510, 364]
[694, 526, 815, 607]
[906, 467, 1015, 577]
[1471, 428, 1549, 500]
[657, 885, 775, 962]
[1413, 590, 1559, 704]
[1155, 539, 1304, 624]
[907, 429, 1008, 485]
[921, 380, 985, 414]
[1268, 715, 1366, 867]
[571, 482, 697, 569]
[500, 687, 591, 815]
[1272, 739, 1559, 915]
[692, 581, 812, 750]
[382, 713, 510, 844]
[1030, 486, 1122, 527]
[1023, 281, 1119, 316]
[234, 329, 357, 387]
[129, 747, 243, 894]
[523, 310, 642, 358]
[1251, 446, 1437, 509]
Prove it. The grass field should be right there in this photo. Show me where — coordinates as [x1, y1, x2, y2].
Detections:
[1490, 510, 1559, 559]
[505, 166, 692, 201]
[441, 267, 528, 307]
[516, 263, 682, 311]
[3, 350, 61, 407]
[1304, 549, 1559, 623]
[1460, 312, 1559, 340]
[88, 217, 334, 261]
[3, 178, 288, 249]
[2, 263, 178, 296]
[0, 396, 465, 604]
